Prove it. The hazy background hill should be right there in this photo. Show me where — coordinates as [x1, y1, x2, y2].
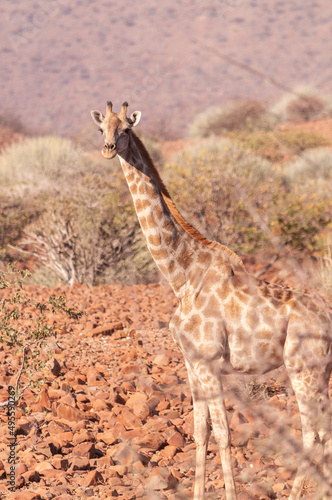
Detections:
[1, 0, 332, 138]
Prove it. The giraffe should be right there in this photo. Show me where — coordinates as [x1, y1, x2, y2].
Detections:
[91, 101, 332, 499]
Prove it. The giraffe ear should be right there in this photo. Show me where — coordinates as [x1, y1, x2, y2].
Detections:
[90, 110, 104, 126]
[129, 111, 141, 127]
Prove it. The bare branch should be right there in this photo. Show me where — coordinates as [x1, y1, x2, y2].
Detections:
[0, 340, 40, 407]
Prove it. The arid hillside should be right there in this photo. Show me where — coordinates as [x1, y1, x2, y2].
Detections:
[1, 0, 332, 137]
[0, 279, 331, 499]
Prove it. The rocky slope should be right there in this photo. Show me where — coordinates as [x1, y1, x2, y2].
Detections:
[0, 280, 329, 499]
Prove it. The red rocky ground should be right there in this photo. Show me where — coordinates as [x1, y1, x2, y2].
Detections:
[0, 278, 330, 500]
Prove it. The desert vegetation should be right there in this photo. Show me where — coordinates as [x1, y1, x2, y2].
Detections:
[0, 98, 331, 289]
[0, 136, 158, 286]
[189, 87, 332, 140]
[0, 92, 331, 498]
[271, 85, 332, 123]
[167, 139, 331, 256]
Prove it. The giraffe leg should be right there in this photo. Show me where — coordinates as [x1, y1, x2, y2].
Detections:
[189, 363, 237, 500]
[319, 370, 332, 500]
[207, 394, 237, 500]
[192, 395, 211, 500]
[185, 362, 211, 500]
[286, 366, 331, 500]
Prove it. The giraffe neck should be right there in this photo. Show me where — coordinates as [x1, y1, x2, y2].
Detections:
[118, 132, 215, 297]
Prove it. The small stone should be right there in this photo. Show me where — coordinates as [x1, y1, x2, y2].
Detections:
[132, 431, 165, 451]
[237, 493, 254, 500]
[56, 403, 86, 422]
[8, 493, 41, 500]
[38, 389, 52, 410]
[49, 358, 61, 376]
[125, 392, 147, 408]
[81, 469, 103, 487]
[133, 402, 151, 420]
[99, 430, 118, 445]
[153, 354, 171, 366]
[85, 322, 123, 337]
[160, 445, 178, 458]
[118, 407, 143, 429]
[72, 430, 93, 445]
[34, 462, 54, 473]
[15, 463, 28, 477]
[110, 443, 137, 466]
[22, 469, 40, 484]
[232, 423, 259, 447]
[69, 457, 90, 471]
[272, 482, 287, 493]
[92, 398, 110, 412]
[167, 431, 185, 448]
[146, 467, 177, 491]
[56, 431, 73, 447]
[95, 456, 114, 468]
[59, 393, 76, 407]
[230, 410, 249, 430]
[52, 458, 69, 471]
[72, 442, 101, 459]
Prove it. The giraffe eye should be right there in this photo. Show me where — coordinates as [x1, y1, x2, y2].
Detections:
[98, 128, 103, 134]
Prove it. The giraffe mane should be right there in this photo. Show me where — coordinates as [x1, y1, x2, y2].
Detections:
[131, 132, 245, 269]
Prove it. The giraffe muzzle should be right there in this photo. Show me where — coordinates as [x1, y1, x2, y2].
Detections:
[102, 142, 117, 159]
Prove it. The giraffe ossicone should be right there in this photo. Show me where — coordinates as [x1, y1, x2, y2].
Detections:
[91, 101, 332, 500]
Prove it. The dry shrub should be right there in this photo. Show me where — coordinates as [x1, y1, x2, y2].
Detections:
[188, 100, 275, 138]
[271, 86, 332, 124]
[167, 139, 332, 255]
[284, 147, 332, 183]
[0, 112, 29, 135]
[0, 135, 85, 191]
[227, 129, 329, 162]
[287, 94, 325, 122]
[0, 136, 156, 286]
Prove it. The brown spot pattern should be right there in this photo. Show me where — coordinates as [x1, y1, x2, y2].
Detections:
[177, 246, 194, 270]
[148, 234, 161, 246]
[146, 213, 157, 229]
[197, 251, 212, 266]
[246, 308, 259, 330]
[203, 321, 215, 342]
[150, 247, 168, 261]
[195, 291, 207, 311]
[204, 294, 221, 319]
[216, 281, 231, 301]
[185, 314, 202, 343]
[223, 296, 242, 322]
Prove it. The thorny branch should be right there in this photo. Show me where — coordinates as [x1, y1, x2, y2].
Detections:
[0, 340, 40, 408]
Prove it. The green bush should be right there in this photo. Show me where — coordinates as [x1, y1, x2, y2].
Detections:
[0, 265, 82, 406]
[188, 100, 276, 138]
[271, 86, 332, 123]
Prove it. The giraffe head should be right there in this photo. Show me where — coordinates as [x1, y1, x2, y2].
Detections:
[90, 101, 141, 159]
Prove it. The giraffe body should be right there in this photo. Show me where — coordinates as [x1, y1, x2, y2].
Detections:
[91, 102, 332, 499]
